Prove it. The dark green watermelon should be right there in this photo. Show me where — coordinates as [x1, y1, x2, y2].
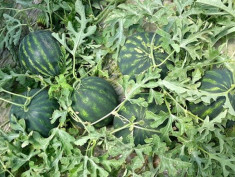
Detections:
[10, 89, 59, 137]
[113, 94, 167, 145]
[118, 32, 168, 79]
[188, 69, 234, 119]
[71, 77, 119, 128]
[18, 30, 63, 77]
[226, 120, 235, 137]
[188, 97, 226, 120]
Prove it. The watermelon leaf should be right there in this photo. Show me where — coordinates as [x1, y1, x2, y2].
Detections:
[196, 0, 235, 18]
[52, 0, 96, 56]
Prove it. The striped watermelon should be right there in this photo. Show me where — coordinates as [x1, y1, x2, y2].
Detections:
[10, 89, 59, 137]
[71, 77, 119, 128]
[188, 69, 234, 119]
[118, 32, 168, 79]
[18, 30, 63, 77]
[113, 94, 167, 145]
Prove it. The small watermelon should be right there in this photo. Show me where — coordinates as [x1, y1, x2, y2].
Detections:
[118, 32, 168, 79]
[10, 89, 59, 137]
[18, 30, 64, 77]
[71, 77, 119, 128]
[113, 94, 167, 145]
[188, 69, 234, 119]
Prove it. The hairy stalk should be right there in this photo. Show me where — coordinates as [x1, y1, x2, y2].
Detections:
[150, 32, 158, 66]
[1, 89, 28, 99]
[155, 50, 174, 67]
[0, 158, 15, 177]
[23, 86, 47, 112]
[93, 1, 116, 25]
[111, 123, 131, 134]
[0, 97, 24, 107]
[133, 125, 161, 134]
[68, 107, 89, 132]
[164, 90, 204, 122]
[92, 68, 158, 126]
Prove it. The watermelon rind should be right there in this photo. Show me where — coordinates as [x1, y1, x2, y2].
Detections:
[18, 30, 64, 77]
[71, 77, 119, 128]
[10, 89, 59, 137]
[118, 32, 168, 79]
[113, 93, 167, 145]
[188, 68, 234, 120]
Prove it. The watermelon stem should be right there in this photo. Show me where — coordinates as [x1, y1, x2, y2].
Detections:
[93, 0, 116, 25]
[23, 86, 47, 112]
[86, 139, 96, 157]
[92, 69, 158, 126]
[91, 101, 126, 126]
[0, 158, 15, 177]
[0, 97, 24, 108]
[68, 107, 90, 133]
[133, 125, 161, 134]
[111, 123, 133, 134]
[150, 32, 159, 66]
[1, 89, 29, 99]
[164, 90, 204, 122]
[155, 50, 174, 68]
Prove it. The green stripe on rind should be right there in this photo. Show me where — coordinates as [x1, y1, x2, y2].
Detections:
[36, 32, 61, 75]
[10, 89, 59, 137]
[114, 93, 166, 145]
[200, 69, 233, 93]
[72, 77, 118, 128]
[118, 32, 168, 79]
[188, 96, 226, 120]
[18, 30, 62, 77]
[21, 37, 51, 76]
[31, 34, 56, 75]
[228, 92, 235, 112]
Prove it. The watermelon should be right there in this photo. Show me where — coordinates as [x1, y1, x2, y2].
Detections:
[18, 30, 63, 77]
[113, 94, 167, 145]
[226, 120, 235, 137]
[71, 77, 119, 128]
[10, 89, 59, 137]
[188, 69, 234, 119]
[118, 32, 168, 79]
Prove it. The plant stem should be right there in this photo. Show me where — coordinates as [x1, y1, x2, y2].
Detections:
[198, 146, 210, 156]
[0, 97, 24, 107]
[164, 90, 204, 122]
[92, 68, 157, 126]
[133, 125, 161, 133]
[111, 123, 131, 134]
[150, 32, 158, 66]
[68, 107, 89, 133]
[155, 50, 174, 67]
[72, 55, 78, 80]
[0, 120, 10, 128]
[94, 1, 116, 25]
[0, 158, 15, 177]
[30, 86, 47, 100]
[88, 0, 94, 17]
[1, 89, 28, 99]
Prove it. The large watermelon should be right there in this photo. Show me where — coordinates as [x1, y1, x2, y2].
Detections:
[118, 32, 168, 79]
[71, 77, 119, 128]
[113, 94, 167, 145]
[188, 69, 234, 119]
[10, 89, 59, 137]
[18, 30, 63, 77]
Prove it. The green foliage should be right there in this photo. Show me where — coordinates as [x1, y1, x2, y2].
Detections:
[1, 0, 235, 176]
